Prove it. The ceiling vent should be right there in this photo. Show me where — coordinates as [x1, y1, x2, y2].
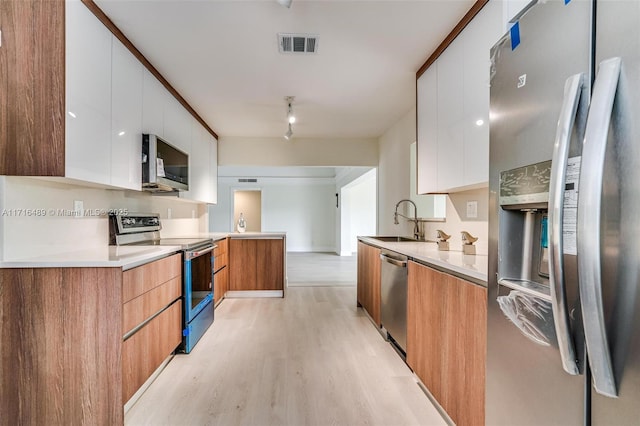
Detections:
[278, 33, 319, 54]
[238, 178, 258, 183]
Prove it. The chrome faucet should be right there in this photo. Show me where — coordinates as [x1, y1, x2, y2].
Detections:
[394, 199, 420, 240]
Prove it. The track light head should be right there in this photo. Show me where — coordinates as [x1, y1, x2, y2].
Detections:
[277, 0, 292, 8]
[287, 103, 296, 124]
[284, 123, 293, 140]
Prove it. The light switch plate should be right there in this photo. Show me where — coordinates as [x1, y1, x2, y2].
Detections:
[467, 201, 478, 219]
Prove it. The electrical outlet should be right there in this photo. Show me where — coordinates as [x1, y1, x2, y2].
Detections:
[74, 200, 84, 217]
[167, 208, 172, 219]
[467, 201, 478, 219]
[191, 210, 196, 219]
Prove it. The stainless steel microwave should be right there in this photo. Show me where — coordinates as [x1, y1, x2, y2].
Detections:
[142, 134, 189, 192]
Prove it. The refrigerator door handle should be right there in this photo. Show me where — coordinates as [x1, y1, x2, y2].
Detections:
[578, 57, 622, 398]
[549, 72, 585, 376]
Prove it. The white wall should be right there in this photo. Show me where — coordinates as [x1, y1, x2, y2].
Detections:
[211, 177, 336, 252]
[0, 176, 207, 260]
[422, 188, 489, 255]
[263, 183, 335, 252]
[341, 169, 377, 254]
[219, 136, 378, 167]
[377, 107, 416, 236]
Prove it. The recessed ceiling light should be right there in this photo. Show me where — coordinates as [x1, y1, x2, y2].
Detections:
[475, 119, 484, 126]
[118, 131, 126, 136]
[68, 111, 77, 118]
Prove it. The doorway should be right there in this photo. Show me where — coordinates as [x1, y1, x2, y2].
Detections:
[232, 190, 262, 232]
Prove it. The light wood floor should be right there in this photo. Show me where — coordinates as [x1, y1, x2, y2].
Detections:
[125, 260, 446, 426]
[287, 252, 357, 286]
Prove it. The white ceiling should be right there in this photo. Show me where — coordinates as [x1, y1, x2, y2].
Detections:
[95, 0, 475, 139]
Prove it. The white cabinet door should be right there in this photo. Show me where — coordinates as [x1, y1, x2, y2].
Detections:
[209, 134, 218, 204]
[142, 69, 165, 137]
[503, 0, 533, 31]
[417, 65, 438, 194]
[163, 94, 191, 153]
[462, 0, 503, 188]
[180, 118, 214, 203]
[111, 38, 143, 190]
[436, 37, 464, 191]
[65, 0, 112, 185]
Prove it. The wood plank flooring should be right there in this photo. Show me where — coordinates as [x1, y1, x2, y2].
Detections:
[126, 252, 445, 425]
[287, 252, 357, 286]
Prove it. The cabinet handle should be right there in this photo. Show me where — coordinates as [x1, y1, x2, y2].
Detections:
[0, 30, 3, 48]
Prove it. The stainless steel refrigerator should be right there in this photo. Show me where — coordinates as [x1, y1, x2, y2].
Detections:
[488, 0, 640, 424]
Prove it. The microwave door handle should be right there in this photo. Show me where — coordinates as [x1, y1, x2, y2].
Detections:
[549, 72, 585, 376]
[578, 57, 621, 398]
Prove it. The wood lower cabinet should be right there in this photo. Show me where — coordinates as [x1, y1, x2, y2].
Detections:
[121, 254, 182, 403]
[407, 261, 487, 426]
[229, 238, 284, 292]
[0, 267, 123, 425]
[357, 241, 381, 326]
[122, 300, 182, 403]
[214, 265, 229, 305]
[0, 253, 184, 424]
[213, 238, 229, 305]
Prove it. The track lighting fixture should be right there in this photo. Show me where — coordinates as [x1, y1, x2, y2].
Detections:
[287, 103, 296, 124]
[283, 96, 295, 140]
[284, 123, 293, 140]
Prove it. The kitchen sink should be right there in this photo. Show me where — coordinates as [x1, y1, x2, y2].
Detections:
[369, 236, 418, 242]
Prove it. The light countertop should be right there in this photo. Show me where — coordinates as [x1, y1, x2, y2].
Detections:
[202, 232, 287, 240]
[358, 236, 487, 285]
[0, 232, 288, 269]
[0, 245, 182, 270]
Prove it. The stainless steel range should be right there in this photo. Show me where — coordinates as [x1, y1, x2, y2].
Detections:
[110, 213, 215, 353]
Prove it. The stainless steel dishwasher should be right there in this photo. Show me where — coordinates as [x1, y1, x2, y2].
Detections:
[380, 249, 408, 354]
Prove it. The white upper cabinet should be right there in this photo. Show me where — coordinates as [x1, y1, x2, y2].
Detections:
[142, 69, 165, 138]
[63, 1, 216, 197]
[163, 94, 192, 153]
[209, 134, 218, 205]
[416, 0, 504, 193]
[180, 118, 218, 204]
[436, 36, 465, 191]
[502, 0, 534, 31]
[65, 0, 112, 185]
[462, 0, 503, 187]
[417, 65, 438, 194]
[111, 38, 143, 190]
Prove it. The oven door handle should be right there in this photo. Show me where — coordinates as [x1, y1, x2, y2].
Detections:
[186, 245, 215, 260]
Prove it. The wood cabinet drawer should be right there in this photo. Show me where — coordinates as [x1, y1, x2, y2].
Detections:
[122, 254, 181, 303]
[122, 299, 182, 403]
[214, 252, 228, 273]
[213, 238, 228, 257]
[213, 265, 228, 305]
[122, 276, 181, 336]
